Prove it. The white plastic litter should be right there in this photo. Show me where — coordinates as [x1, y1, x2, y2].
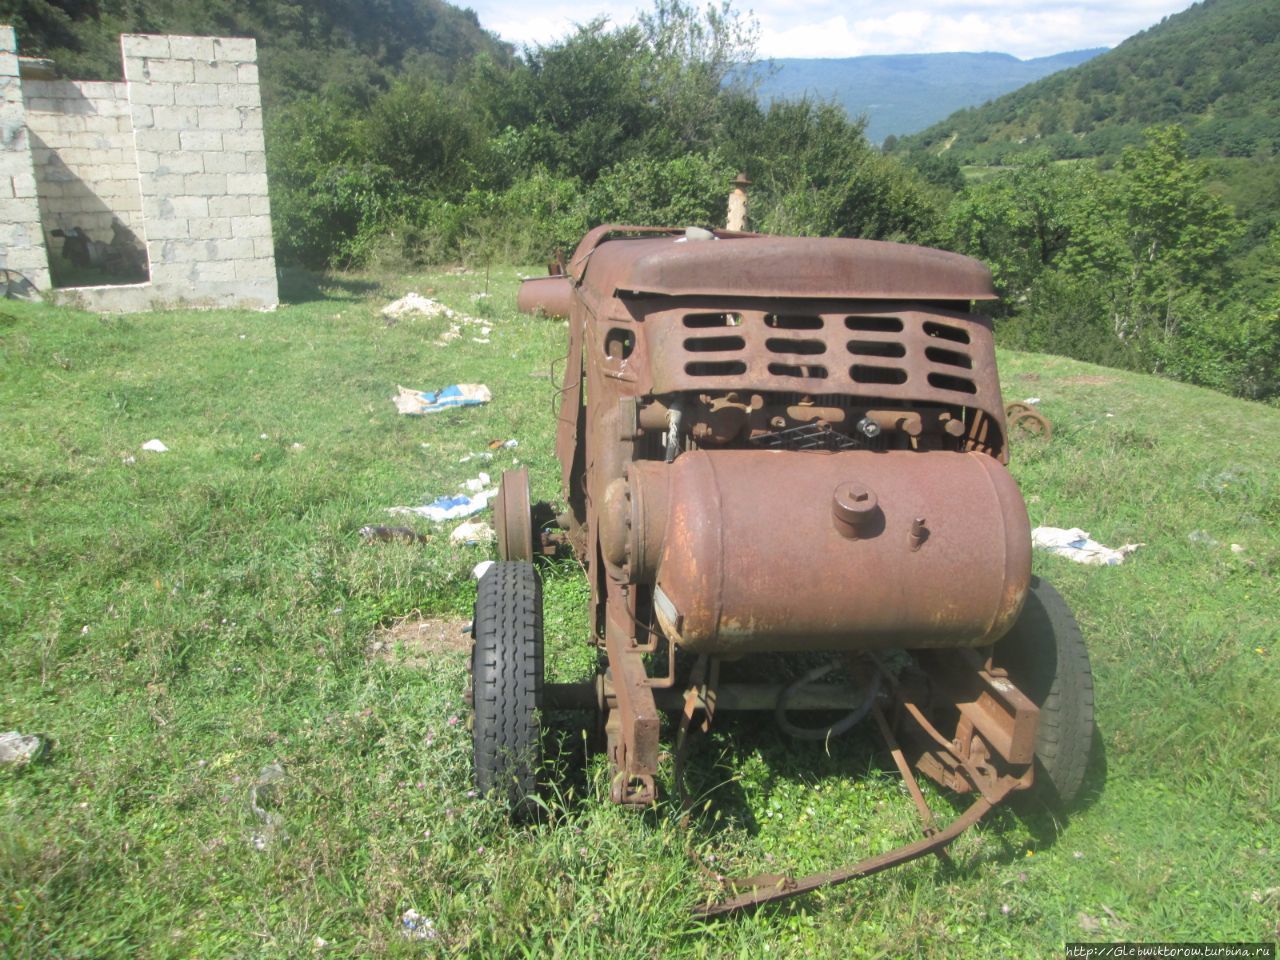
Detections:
[141, 439, 169, 453]
[400, 910, 438, 941]
[451, 521, 495, 545]
[463, 472, 491, 493]
[1023, 397, 1041, 405]
[473, 560, 495, 580]
[0, 731, 43, 764]
[393, 384, 491, 415]
[1032, 527, 1142, 566]
[388, 490, 496, 522]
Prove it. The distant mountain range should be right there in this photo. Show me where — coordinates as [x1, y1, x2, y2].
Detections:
[740, 49, 1106, 144]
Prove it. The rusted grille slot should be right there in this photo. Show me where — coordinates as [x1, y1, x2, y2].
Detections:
[925, 345, 972, 369]
[851, 364, 908, 385]
[928, 372, 977, 394]
[683, 313, 742, 328]
[846, 316, 904, 333]
[923, 321, 971, 344]
[765, 338, 825, 355]
[684, 335, 746, 353]
[768, 362, 829, 379]
[848, 341, 907, 358]
[765, 314, 823, 330]
[687, 360, 748, 377]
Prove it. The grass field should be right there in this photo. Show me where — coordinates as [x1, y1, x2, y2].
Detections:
[2, 268, 1278, 958]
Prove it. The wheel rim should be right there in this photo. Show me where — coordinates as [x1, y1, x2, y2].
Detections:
[494, 467, 534, 562]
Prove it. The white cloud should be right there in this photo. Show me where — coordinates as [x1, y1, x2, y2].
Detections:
[469, 0, 1199, 59]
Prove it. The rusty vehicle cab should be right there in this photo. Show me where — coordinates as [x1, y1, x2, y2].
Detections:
[476, 225, 1095, 915]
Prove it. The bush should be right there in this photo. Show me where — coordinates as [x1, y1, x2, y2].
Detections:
[584, 153, 732, 228]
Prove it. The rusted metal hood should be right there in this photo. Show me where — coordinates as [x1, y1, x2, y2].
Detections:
[575, 230, 997, 302]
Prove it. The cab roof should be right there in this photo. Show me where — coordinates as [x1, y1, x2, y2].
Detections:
[569, 226, 997, 302]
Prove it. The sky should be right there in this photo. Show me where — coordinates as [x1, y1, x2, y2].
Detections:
[463, 0, 1201, 60]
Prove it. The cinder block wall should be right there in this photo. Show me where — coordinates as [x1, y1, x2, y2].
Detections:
[0, 26, 278, 312]
[121, 34, 277, 306]
[23, 79, 145, 245]
[0, 25, 51, 288]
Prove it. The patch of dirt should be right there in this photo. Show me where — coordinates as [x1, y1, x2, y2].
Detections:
[367, 615, 471, 665]
[1059, 375, 1116, 386]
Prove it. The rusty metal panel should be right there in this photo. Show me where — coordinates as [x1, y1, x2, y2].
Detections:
[639, 300, 1004, 427]
[573, 229, 997, 302]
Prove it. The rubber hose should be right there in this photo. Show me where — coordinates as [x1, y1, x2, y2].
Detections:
[774, 661, 882, 741]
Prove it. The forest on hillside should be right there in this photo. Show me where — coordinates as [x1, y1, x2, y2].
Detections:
[903, 0, 1280, 164]
[1, 0, 1277, 402]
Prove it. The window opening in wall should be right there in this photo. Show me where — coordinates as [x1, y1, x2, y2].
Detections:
[47, 220, 150, 288]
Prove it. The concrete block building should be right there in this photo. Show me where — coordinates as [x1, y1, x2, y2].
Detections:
[0, 26, 278, 311]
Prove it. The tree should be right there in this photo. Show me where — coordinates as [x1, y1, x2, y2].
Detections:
[1111, 125, 1242, 346]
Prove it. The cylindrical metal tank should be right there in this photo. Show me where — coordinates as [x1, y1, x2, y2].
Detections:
[611, 449, 1030, 654]
[516, 275, 573, 318]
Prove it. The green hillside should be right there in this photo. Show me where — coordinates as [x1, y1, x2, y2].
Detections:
[0, 0, 512, 104]
[903, 0, 1280, 163]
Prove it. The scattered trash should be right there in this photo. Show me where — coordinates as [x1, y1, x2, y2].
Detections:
[389, 490, 496, 523]
[463, 472, 491, 493]
[382, 293, 454, 320]
[394, 384, 491, 415]
[451, 521, 495, 545]
[360, 525, 429, 544]
[381, 293, 488, 343]
[458, 451, 494, 464]
[473, 560, 495, 580]
[400, 909, 438, 941]
[0, 731, 44, 765]
[249, 762, 287, 851]
[122, 455, 136, 465]
[1023, 397, 1041, 405]
[1032, 527, 1142, 566]
[1188, 530, 1220, 548]
[141, 439, 169, 453]
[290, 443, 304, 452]
[488, 438, 518, 450]
[259, 433, 268, 440]
[1231, 543, 1246, 554]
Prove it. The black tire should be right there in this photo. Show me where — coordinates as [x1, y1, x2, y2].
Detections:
[995, 576, 1095, 807]
[471, 561, 544, 816]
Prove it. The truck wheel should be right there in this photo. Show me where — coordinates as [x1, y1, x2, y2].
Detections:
[471, 561, 543, 816]
[995, 577, 1094, 807]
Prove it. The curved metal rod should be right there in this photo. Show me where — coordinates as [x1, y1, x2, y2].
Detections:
[694, 794, 996, 918]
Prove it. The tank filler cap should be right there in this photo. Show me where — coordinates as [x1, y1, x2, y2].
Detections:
[832, 481, 879, 539]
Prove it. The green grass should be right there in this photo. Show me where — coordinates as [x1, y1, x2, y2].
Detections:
[2, 270, 1278, 957]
